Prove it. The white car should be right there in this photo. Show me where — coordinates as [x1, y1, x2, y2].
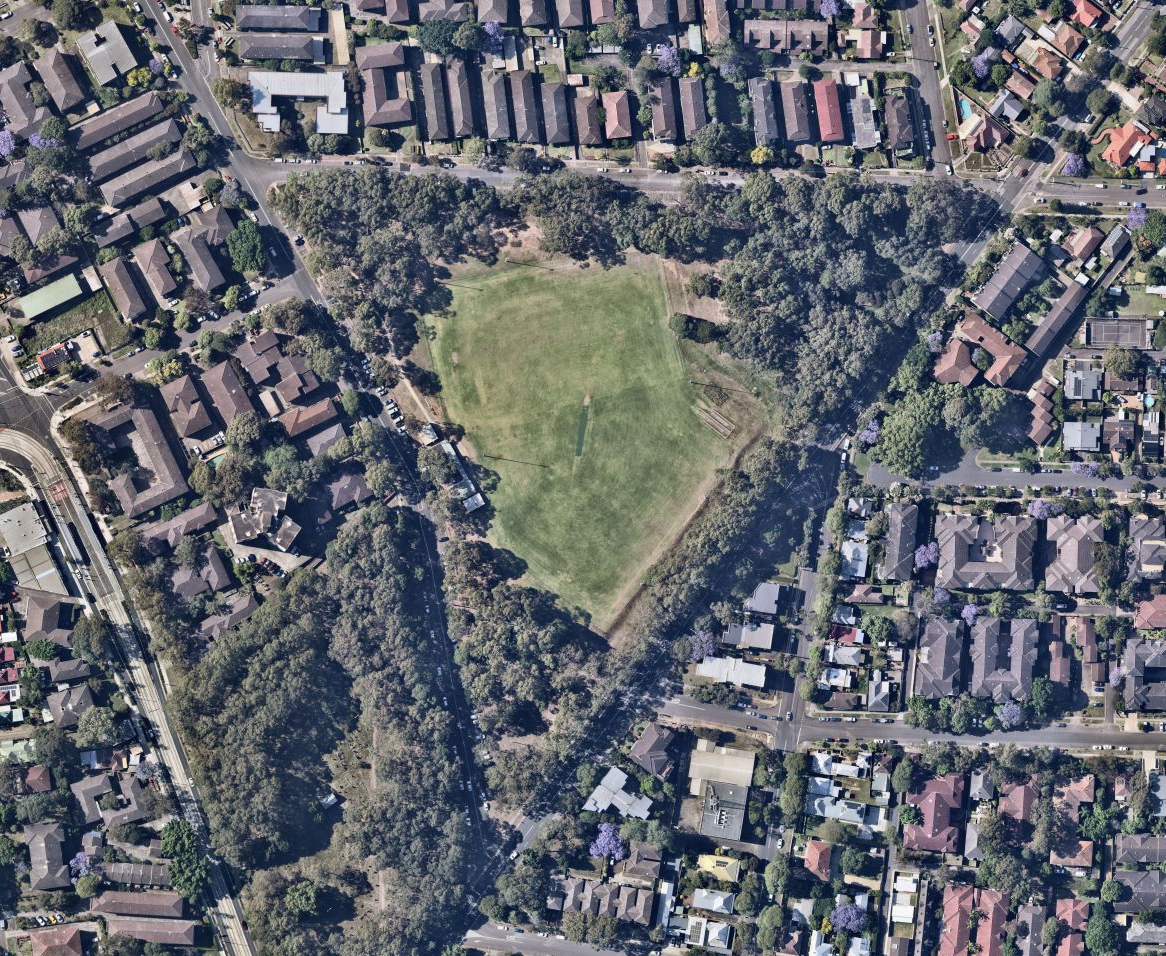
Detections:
[162, 8, 172, 20]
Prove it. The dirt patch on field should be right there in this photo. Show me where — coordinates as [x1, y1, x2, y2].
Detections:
[657, 256, 727, 324]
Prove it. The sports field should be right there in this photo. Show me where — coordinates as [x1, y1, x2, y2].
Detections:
[429, 257, 737, 630]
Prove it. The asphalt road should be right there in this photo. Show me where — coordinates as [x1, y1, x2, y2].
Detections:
[466, 926, 625, 956]
[661, 693, 1166, 751]
[901, 0, 952, 166]
[1116, 0, 1156, 60]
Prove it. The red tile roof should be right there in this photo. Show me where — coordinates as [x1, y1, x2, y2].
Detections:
[903, 772, 964, 853]
[812, 78, 845, 143]
[804, 838, 832, 881]
[1137, 594, 1166, 629]
[1056, 897, 1090, 931]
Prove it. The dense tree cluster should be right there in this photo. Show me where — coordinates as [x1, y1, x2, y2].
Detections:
[270, 170, 512, 351]
[172, 573, 353, 869]
[443, 539, 593, 743]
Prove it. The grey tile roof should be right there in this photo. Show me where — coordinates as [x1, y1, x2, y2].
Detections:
[237, 34, 316, 60]
[480, 68, 512, 140]
[749, 77, 779, 147]
[1115, 870, 1166, 913]
[446, 57, 477, 138]
[88, 120, 181, 182]
[969, 617, 1038, 703]
[881, 503, 919, 582]
[935, 514, 1036, 591]
[780, 79, 811, 143]
[99, 148, 196, 208]
[540, 80, 571, 145]
[574, 90, 602, 146]
[971, 243, 1045, 321]
[362, 68, 412, 126]
[1044, 515, 1102, 595]
[99, 257, 150, 323]
[92, 404, 190, 518]
[650, 78, 678, 142]
[34, 48, 87, 113]
[510, 70, 540, 143]
[235, 4, 322, 29]
[678, 76, 708, 139]
[73, 92, 164, 151]
[915, 617, 962, 699]
[1125, 638, 1166, 711]
[417, 63, 451, 141]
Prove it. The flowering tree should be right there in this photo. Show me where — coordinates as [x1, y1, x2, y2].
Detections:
[27, 132, 59, 150]
[914, 541, 939, 570]
[1128, 206, 1149, 231]
[69, 851, 89, 878]
[858, 420, 880, 447]
[820, 0, 839, 15]
[0, 130, 14, 158]
[1110, 664, 1126, 689]
[971, 52, 992, 80]
[1026, 500, 1062, 520]
[996, 700, 1023, 729]
[149, 56, 165, 75]
[689, 630, 717, 663]
[657, 44, 681, 76]
[831, 903, 867, 933]
[589, 822, 626, 862]
[1063, 153, 1087, 177]
[483, 20, 504, 53]
[1071, 461, 1099, 478]
[926, 330, 944, 353]
[961, 603, 980, 626]
[932, 586, 951, 605]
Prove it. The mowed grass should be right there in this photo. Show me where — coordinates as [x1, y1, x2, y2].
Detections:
[430, 259, 733, 629]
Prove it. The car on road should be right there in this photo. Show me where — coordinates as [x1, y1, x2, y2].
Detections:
[439, 159, 457, 169]
[907, 23, 913, 32]
[269, 247, 279, 259]
[786, 711, 793, 720]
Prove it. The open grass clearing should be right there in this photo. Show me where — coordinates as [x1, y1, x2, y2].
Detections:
[428, 250, 757, 630]
[23, 291, 131, 354]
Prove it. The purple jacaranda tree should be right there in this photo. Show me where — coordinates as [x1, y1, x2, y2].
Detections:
[483, 20, 504, 54]
[657, 43, 681, 76]
[972, 52, 992, 80]
[689, 630, 717, 663]
[149, 56, 165, 75]
[27, 132, 59, 150]
[1071, 461, 1099, 478]
[1063, 153, 1087, 177]
[820, 0, 839, 16]
[1128, 206, 1149, 231]
[961, 603, 980, 626]
[932, 586, 951, 604]
[69, 851, 89, 878]
[914, 541, 939, 570]
[926, 330, 944, 353]
[1110, 664, 1127, 689]
[996, 700, 1023, 728]
[589, 822, 626, 862]
[831, 904, 867, 933]
[859, 420, 880, 447]
[0, 130, 14, 158]
[712, 44, 747, 82]
[1026, 500, 1062, 520]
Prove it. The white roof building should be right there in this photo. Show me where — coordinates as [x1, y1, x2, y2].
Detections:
[723, 620, 775, 650]
[696, 656, 766, 688]
[582, 766, 652, 819]
[249, 70, 348, 134]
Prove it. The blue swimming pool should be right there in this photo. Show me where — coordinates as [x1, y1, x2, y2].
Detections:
[958, 97, 973, 120]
